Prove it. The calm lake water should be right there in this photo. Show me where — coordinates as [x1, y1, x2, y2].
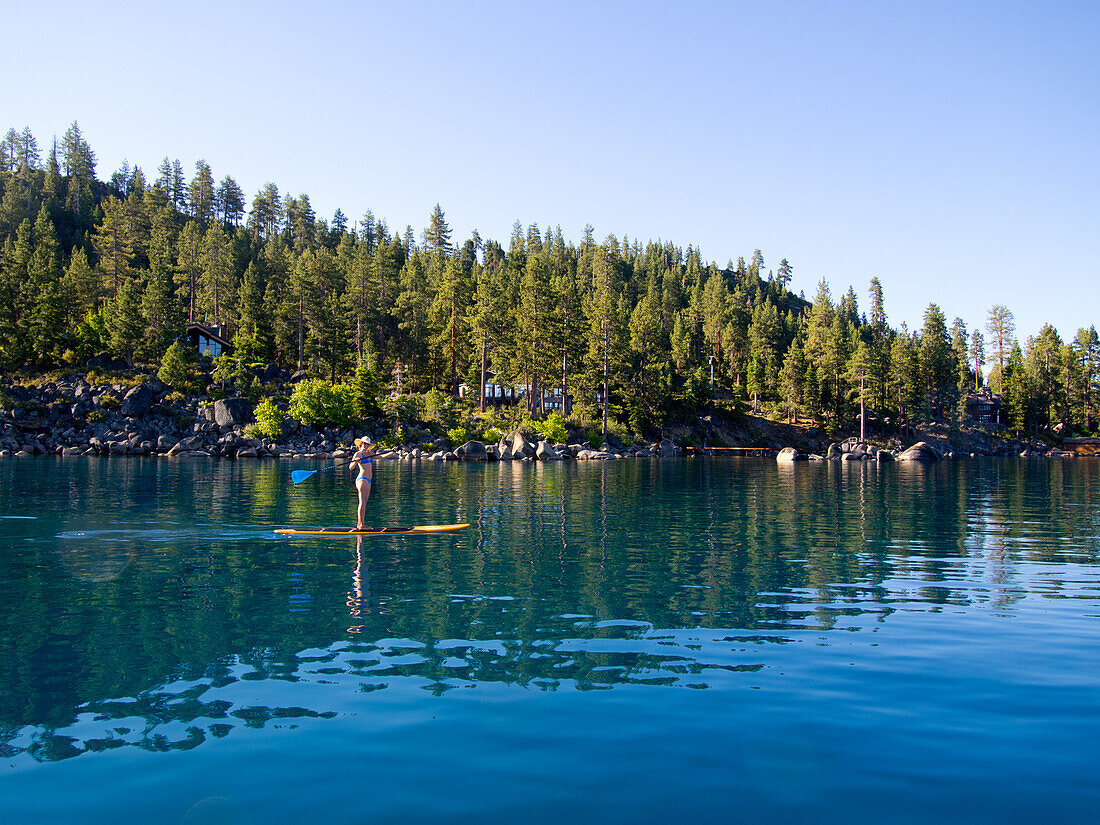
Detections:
[1, 456, 1099, 824]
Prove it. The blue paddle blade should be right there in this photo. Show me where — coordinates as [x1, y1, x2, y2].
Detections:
[291, 469, 318, 484]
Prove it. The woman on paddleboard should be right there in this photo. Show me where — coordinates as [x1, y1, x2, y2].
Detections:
[349, 437, 396, 530]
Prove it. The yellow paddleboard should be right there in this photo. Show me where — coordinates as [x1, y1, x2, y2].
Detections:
[275, 523, 469, 537]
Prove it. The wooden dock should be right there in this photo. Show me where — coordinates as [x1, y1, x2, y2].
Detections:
[1063, 438, 1100, 456]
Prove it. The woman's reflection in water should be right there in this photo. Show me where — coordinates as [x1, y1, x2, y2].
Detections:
[346, 535, 370, 634]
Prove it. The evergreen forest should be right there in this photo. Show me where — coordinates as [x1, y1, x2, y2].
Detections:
[2, 122, 1098, 439]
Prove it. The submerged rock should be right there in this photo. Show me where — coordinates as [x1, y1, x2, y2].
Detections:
[456, 440, 488, 461]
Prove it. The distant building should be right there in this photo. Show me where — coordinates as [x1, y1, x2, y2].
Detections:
[186, 323, 233, 358]
[964, 389, 1001, 425]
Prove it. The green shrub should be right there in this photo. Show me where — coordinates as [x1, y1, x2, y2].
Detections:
[98, 393, 119, 410]
[383, 394, 421, 422]
[483, 426, 505, 444]
[253, 398, 285, 440]
[422, 389, 456, 426]
[87, 409, 107, 423]
[158, 342, 194, 392]
[288, 379, 357, 428]
[537, 413, 569, 444]
[446, 426, 467, 446]
[351, 357, 382, 419]
[379, 426, 406, 449]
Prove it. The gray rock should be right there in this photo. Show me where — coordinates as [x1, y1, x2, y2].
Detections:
[776, 447, 802, 463]
[877, 450, 895, 462]
[535, 440, 559, 460]
[456, 440, 489, 461]
[214, 398, 252, 428]
[510, 432, 535, 458]
[659, 438, 678, 457]
[897, 442, 939, 461]
[826, 443, 842, 460]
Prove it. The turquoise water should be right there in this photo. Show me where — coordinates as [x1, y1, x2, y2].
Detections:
[1, 456, 1099, 824]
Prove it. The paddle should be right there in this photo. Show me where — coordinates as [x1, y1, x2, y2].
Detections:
[291, 464, 343, 484]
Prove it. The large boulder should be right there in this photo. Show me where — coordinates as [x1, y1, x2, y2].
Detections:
[120, 384, 154, 417]
[825, 443, 842, 460]
[897, 441, 940, 462]
[510, 432, 535, 458]
[776, 447, 802, 463]
[456, 440, 489, 461]
[214, 398, 252, 428]
[536, 440, 559, 460]
[658, 438, 678, 457]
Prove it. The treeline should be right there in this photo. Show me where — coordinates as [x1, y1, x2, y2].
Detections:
[1, 121, 1098, 437]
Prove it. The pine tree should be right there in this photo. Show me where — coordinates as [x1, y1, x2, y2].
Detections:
[27, 208, 67, 364]
[779, 332, 806, 424]
[628, 279, 670, 431]
[1071, 326, 1100, 432]
[189, 160, 215, 225]
[429, 251, 473, 397]
[919, 303, 954, 420]
[969, 330, 985, 391]
[986, 305, 1016, 394]
[104, 276, 145, 366]
[199, 224, 234, 326]
[423, 203, 452, 258]
[215, 176, 245, 228]
[61, 121, 95, 179]
[890, 328, 921, 435]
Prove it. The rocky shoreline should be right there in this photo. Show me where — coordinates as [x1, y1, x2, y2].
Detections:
[776, 435, 1076, 463]
[0, 375, 1078, 463]
[0, 374, 687, 463]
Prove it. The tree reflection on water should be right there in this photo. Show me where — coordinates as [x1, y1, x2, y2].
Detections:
[1, 456, 1097, 763]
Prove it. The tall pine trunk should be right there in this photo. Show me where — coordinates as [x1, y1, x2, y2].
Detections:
[480, 340, 487, 413]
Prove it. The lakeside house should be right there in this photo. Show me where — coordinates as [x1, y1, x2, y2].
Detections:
[186, 323, 233, 358]
[964, 388, 1002, 425]
[458, 375, 570, 413]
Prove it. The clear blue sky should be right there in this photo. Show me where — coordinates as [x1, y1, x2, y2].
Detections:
[3, 0, 1097, 344]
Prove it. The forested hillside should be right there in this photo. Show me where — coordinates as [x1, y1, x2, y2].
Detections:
[1, 122, 1097, 438]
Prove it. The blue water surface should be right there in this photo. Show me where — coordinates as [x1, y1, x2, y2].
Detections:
[1, 456, 1098, 824]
